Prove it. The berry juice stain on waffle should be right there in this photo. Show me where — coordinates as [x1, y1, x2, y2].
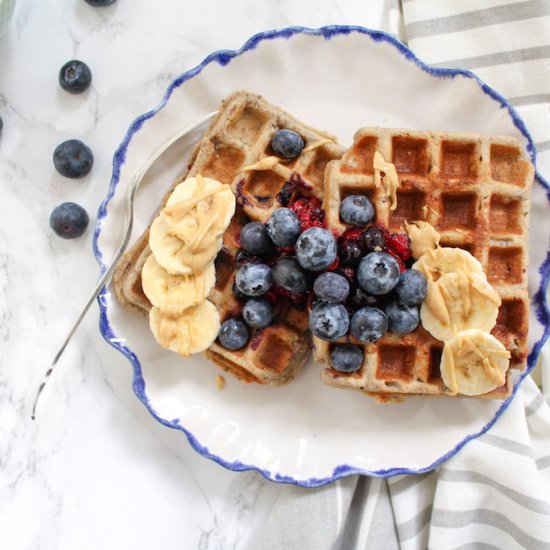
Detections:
[113, 91, 534, 402]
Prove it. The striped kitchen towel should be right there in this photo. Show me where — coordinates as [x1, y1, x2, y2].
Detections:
[250, 2, 550, 549]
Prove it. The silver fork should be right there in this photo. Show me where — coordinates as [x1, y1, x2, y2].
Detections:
[31, 110, 218, 420]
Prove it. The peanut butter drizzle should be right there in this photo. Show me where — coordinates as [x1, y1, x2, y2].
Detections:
[159, 316, 191, 357]
[302, 138, 334, 153]
[163, 174, 231, 275]
[242, 156, 281, 172]
[405, 221, 441, 260]
[373, 151, 400, 211]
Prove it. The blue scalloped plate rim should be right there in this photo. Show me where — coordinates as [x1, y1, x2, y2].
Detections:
[92, 25, 550, 488]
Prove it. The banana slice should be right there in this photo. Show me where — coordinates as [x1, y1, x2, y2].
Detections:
[420, 271, 501, 341]
[163, 175, 236, 243]
[413, 247, 483, 281]
[441, 329, 510, 395]
[141, 255, 216, 315]
[149, 301, 220, 357]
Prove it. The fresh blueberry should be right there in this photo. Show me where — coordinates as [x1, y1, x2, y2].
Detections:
[59, 60, 92, 94]
[84, 0, 117, 6]
[49, 202, 89, 239]
[357, 252, 400, 295]
[330, 344, 364, 373]
[350, 307, 388, 342]
[347, 286, 379, 311]
[218, 318, 249, 350]
[309, 303, 349, 341]
[385, 301, 420, 334]
[313, 272, 350, 303]
[295, 227, 337, 272]
[239, 222, 272, 255]
[266, 207, 301, 246]
[272, 257, 307, 294]
[235, 263, 273, 297]
[53, 139, 94, 178]
[339, 240, 363, 267]
[242, 298, 275, 329]
[340, 195, 374, 226]
[395, 269, 428, 306]
[271, 129, 304, 159]
[362, 226, 386, 251]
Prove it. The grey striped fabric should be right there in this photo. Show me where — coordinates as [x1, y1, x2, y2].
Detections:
[249, 2, 550, 548]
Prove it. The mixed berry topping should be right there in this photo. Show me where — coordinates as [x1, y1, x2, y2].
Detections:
[218, 132, 427, 353]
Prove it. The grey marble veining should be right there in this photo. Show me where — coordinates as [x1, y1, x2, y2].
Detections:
[0, 1, 388, 548]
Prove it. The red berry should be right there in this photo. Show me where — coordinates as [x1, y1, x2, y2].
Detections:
[385, 232, 411, 261]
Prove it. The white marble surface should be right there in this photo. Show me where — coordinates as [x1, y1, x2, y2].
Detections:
[0, 1, 392, 548]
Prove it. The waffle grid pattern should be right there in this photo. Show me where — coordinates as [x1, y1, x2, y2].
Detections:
[317, 127, 533, 400]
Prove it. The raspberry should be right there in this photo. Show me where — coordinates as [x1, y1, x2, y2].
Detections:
[290, 196, 326, 231]
[385, 232, 411, 261]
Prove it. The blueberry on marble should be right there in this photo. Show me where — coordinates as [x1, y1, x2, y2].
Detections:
[242, 298, 275, 329]
[49, 202, 89, 239]
[309, 303, 349, 341]
[266, 207, 300, 246]
[271, 129, 304, 159]
[84, 0, 117, 6]
[53, 139, 94, 178]
[295, 227, 337, 272]
[272, 257, 307, 294]
[59, 60, 92, 94]
[330, 344, 364, 373]
[218, 318, 249, 350]
[235, 263, 273, 297]
[340, 195, 374, 226]
[240, 221, 272, 255]
[357, 252, 400, 295]
[350, 307, 388, 342]
[313, 272, 350, 303]
[385, 301, 420, 334]
[395, 269, 428, 306]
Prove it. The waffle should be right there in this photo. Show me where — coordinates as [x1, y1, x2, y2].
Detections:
[113, 90, 345, 384]
[317, 127, 533, 401]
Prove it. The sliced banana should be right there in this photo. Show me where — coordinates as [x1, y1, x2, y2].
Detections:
[149, 301, 220, 357]
[441, 329, 510, 395]
[141, 255, 216, 315]
[413, 247, 483, 281]
[420, 271, 501, 341]
[163, 175, 236, 243]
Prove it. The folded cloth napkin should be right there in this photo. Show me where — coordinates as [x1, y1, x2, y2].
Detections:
[250, 2, 550, 548]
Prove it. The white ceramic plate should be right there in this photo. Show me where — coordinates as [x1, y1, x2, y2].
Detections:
[94, 26, 550, 487]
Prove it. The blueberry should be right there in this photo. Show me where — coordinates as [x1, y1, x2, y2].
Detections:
[242, 298, 275, 329]
[340, 195, 374, 226]
[59, 60, 92, 94]
[330, 344, 364, 373]
[84, 0, 117, 6]
[350, 307, 388, 342]
[273, 257, 307, 294]
[271, 129, 304, 159]
[266, 208, 300, 246]
[235, 249, 258, 267]
[240, 222, 272, 255]
[49, 202, 89, 239]
[385, 301, 420, 334]
[339, 240, 363, 267]
[347, 286, 379, 311]
[357, 252, 400, 295]
[235, 263, 273, 297]
[395, 269, 428, 306]
[362, 226, 386, 251]
[295, 227, 337, 272]
[309, 303, 349, 341]
[218, 318, 249, 350]
[313, 272, 350, 303]
[53, 139, 94, 178]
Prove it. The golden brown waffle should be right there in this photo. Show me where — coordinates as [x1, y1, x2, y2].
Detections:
[317, 127, 533, 401]
[113, 90, 345, 384]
